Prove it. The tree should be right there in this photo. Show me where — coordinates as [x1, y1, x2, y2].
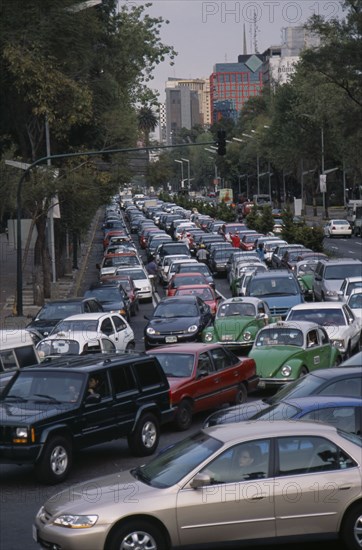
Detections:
[137, 106, 158, 148]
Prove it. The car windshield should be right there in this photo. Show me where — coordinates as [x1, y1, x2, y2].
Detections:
[85, 288, 122, 301]
[255, 328, 303, 347]
[176, 287, 213, 300]
[37, 339, 81, 356]
[154, 303, 198, 318]
[249, 277, 299, 297]
[155, 353, 194, 377]
[121, 269, 147, 280]
[298, 263, 317, 275]
[346, 282, 362, 295]
[174, 275, 205, 286]
[348, 293, 362, 309]
[36, 303, 81, 320]
[4, 371, 85, 403]
[251, 402, 299, 420]
[52, 320, 99, 333]
[132, 431, 222, 488]
[267, 373, 325, 405]
[288, 308, 346, 326]
[324, 265, 362, 280]
[217, 302, 256, 318]
[179, 265, 210, 276]
[103, 256, 139, 267]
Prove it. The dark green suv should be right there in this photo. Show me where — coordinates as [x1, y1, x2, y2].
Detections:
[0, 353, 172, 484]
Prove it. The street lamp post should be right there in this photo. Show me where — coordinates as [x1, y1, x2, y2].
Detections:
[174, 159, 184, 189]
[181, 158, 190, 189]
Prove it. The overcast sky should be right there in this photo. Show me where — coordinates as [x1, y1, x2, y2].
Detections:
[121, 0, 343, 102]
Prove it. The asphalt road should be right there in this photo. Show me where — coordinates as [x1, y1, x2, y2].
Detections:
[1, 213, 360, 550]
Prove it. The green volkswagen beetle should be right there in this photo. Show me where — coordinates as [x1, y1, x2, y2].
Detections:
[202, 297, 273, 351]
[250, 320, 342, 390]
[295, 260, 318, 301]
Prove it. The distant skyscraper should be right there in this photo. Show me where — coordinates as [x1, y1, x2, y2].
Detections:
[165, 77, 209, 144]
[158, 103, 167, 144]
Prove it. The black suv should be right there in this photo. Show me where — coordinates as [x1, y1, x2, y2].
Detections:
[26, 297, 104, 337]
[0, 353, 172, 484]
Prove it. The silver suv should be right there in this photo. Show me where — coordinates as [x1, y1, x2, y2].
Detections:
[313, 258, 362, 301]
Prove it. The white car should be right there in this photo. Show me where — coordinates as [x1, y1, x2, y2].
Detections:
[115, 266, 153, 301]
[158, 254, 191, 285]
[286, 302, 361, 358]
[324, 219, 352, 238]
[338, 276, 362, 302]
[37, 332, 117, 360]
[167, 257, 198, 283]
[49, 312, 135, 352]
[347, 289, 362, 327]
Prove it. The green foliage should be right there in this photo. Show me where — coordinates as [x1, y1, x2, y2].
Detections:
[294, 225, 325, 252]
[245, 206, 260, 231]
[258, 206, 275, 234]
[281, 207, 296, 243]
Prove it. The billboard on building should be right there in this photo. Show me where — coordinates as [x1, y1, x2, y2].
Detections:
[219, 188, 234, 204]
[269, 56, 299, 85]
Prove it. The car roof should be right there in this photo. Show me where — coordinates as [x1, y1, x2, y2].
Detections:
[282, 395, 362, 408]
[39, 332, 111, 343]
[289, 302, 346, 310]
[264, 320, 322, 332]
[205, 419, 339, 444]
[56, 312, 118, 321]
[249, 270, 296, 279]
[146, 343, 224, 353]
[159, 295, 201, 303]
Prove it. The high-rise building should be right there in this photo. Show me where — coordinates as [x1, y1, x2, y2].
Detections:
[210, 55, 264, 122]
[164, 78, 210, 144]
[158, 103, 167, 144]
[262, 26, 320, 89]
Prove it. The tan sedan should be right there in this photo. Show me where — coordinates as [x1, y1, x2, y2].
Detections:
[33, 421, 362, 550]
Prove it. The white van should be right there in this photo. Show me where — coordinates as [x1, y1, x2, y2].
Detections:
[253, 194, 272, 207]
[0, 330, 41, 392]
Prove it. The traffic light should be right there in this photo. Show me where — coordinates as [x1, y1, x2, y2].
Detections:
[217, 129, 226, 156]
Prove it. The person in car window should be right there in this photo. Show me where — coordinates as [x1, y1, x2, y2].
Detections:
[88, 376, 100, 395]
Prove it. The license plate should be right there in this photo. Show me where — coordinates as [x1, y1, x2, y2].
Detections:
[165, 336, 177, 343]
[32, 525, 38, 542]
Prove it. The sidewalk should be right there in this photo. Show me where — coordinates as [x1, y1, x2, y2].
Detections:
[0, 212, 101, 331]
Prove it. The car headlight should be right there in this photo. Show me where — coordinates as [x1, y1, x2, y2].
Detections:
[144, 286, 151, 292]
[146, 327, 156, 335]
[204, 332, 213, 342]
[281, 365, 292, 377]
[325, 290, 337, 297]
[188, 325, 198, 333]
[243, 331, 252, 341]
[15, 427, 28, 438]
[332, 339, 345, 350]
[53, 514, 98, 529]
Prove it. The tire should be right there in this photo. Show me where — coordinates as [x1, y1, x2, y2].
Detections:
[34, 436, 72, 484]
[340, 504, 362, 550]
[299, 366, 308, 378]
[128, 413, 159, 456]
[235, 383, 247, 404]
[107, 519, 168, 550]
[174, 400, 193, 431]
[125, 341, 135, 352]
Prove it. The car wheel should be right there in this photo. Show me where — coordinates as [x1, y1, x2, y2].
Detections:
[175, 400, 193, 431]
[299, 366, 308, 378]
[125, 341, 135, 352]
[340, 504, 362, 550]
[127, 413, 159, 456]
[35, 436, 72, 484]
[107, 519, 168, 550]
[235, 383, 247, 404]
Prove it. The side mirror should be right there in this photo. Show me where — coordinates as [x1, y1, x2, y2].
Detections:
[190, 473, 212, 489]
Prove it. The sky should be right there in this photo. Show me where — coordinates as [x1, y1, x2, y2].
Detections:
[119, 0, 344, 102]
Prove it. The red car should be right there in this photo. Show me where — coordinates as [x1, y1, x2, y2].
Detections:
[103, 230, 128, 250]
[240, 233, 264, 251]
[174, 284, 220, 315]
[167, 272, 210, 296]
[146, 343, 258, 430]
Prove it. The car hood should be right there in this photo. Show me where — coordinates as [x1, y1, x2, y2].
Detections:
[148, 317, 200, 331]
[249, 346, 302, 377]
[213, 318, 258, 338]
[204, 399, 269, 427]
[0, 401, 74, 425]
[27, 319, 62, 336]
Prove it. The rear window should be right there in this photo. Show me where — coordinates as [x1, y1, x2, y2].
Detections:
[134, 361, 165, 388]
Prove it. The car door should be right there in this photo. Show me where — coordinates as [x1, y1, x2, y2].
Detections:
[343, 304, 360, 349]
[111, 314, 133, 351]
[176, 439, 274, 545]
[191, 352, 221, 412]
[78, 369, 117, 448]
[209, 347, 241, 403]
[317, 327, 337, 366]
[99, 316, 118, 348]
[274, 435, 361, 537]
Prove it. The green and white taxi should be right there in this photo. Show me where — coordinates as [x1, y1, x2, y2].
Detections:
[202, 297, 273, 350]
[250, 320, 342, 389]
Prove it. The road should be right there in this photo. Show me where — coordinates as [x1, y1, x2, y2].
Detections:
[1, 213, 360, 550]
